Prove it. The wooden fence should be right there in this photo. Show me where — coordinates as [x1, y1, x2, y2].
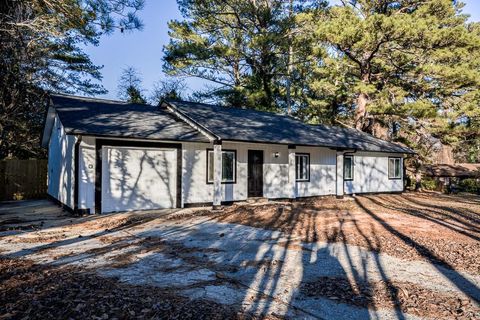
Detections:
[0, 159, 48, 201]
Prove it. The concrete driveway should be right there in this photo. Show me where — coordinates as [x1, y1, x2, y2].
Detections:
[1, 198, 479, 319]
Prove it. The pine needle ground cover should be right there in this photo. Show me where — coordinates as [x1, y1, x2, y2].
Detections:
[0, 194, 479, 319]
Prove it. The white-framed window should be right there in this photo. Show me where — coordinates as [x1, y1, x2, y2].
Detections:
[388, 157, 402, 179]
[295, 153, 310, 181]
[207, 149, 236, 183]
[344, 155, 354, 180]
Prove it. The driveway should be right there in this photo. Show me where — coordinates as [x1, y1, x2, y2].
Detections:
[0, 194, 479, 319]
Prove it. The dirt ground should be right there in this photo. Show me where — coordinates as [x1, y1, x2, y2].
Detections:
[0, 258, 254, 320]
[0, 192, 479, 319]
[217, 192, 480, 274]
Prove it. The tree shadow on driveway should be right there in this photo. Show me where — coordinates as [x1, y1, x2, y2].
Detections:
[354, 195, 480, 303]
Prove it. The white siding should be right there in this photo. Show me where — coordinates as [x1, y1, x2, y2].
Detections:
[344, 152, 404, 194]
[182, 142, 292, 203]
[62, 135, 405, 212]
[47, 115, 76, 209]
[182, 142, 337, 204]
[295, 146, 337, 197]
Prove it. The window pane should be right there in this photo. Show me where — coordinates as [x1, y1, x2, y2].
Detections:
[295, 155, 309, 181]
[303, 156, 309, 179]
[344, 156, 353, 180]
[395, 159, 401, 178]
[388, 158, 395, 178]
[208, 151, 214, 182]
[222, 151, 234, 181]
[299, 156, 304, 179]
[389, 158, 401, 178]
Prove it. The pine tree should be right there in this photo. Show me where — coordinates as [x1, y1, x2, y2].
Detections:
[0, 0, 144, 158]
[299, 0, 480, 161]
[117, 67, 147, 104]
[163, 0, 322, 111]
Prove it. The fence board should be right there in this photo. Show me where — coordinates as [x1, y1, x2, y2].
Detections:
[0, 159, 47, 201]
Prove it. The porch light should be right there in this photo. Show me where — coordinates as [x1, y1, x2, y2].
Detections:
[274, 152, 280, 158]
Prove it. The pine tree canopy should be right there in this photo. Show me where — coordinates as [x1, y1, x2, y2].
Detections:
[0, 0, 144, 158]
[164, 0, 480, 163]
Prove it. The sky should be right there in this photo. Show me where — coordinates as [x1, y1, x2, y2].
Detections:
[83, 0, 480, 100]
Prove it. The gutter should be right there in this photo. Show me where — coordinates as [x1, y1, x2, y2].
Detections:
[161, 100, 221, 143]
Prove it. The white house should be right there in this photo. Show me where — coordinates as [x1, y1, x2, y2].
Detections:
[41, 94, 414, 214]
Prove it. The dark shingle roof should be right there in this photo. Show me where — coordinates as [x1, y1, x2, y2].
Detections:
[166, 100, 414, 154]
[49, 94, 414, 153]
[50, 94, 209, 143]
[422, 163, 480, 177]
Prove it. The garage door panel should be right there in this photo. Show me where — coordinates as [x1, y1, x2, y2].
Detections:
[102, 147, 176, 213]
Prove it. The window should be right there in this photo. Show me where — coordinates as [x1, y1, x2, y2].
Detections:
[207, 150, 236, 183]
[344, 155, 354, 180]
[295, 154, 310, 181]
[388, 157, 402, 179]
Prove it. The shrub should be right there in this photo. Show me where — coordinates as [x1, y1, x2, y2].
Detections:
[420, 177, 438, 190]
[458, 178, 480, 193]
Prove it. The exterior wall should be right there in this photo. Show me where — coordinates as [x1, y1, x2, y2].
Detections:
[294, 146, 336, 197]
[344, 152, 404, 194]
[47, 115, 77, 209]
[70, 136, 405, 212]
[182, 142, 291, 204]
[182, 142, 337, 204]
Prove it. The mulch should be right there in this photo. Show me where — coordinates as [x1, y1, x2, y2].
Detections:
[300, 276, 480, 319]
[0, 258, 258, 320]
[215, 194, 480, 274]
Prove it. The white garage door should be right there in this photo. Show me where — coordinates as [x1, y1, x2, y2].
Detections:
[102, 146, 177, 213]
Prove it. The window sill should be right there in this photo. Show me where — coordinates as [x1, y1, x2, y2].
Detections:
[206, 181, 237, 185]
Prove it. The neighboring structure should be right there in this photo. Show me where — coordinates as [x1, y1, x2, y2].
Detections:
[42, 94, 414, 214]
[422, 163, 480, 192]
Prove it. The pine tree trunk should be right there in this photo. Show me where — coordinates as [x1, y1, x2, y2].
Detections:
[286, 0, 293, 115]
[355, 92, 368, 130]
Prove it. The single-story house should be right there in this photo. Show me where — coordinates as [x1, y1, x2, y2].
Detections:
[41, 94, 414, 214]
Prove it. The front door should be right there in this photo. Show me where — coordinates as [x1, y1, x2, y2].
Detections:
[248, 150, 263, 197]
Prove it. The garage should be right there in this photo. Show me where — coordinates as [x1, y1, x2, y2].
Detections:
[101, 145, 178, 213]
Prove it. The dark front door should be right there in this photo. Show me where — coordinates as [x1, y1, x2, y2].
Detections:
[248, 150, 263, 197]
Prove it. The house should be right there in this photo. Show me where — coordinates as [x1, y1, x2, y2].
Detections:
[41, 94, 414, 214]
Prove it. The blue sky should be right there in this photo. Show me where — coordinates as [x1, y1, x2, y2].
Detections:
[83, 0, 480, 100]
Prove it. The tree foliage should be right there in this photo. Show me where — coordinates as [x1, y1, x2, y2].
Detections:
[150, 77, 187, 105]
[165, 0, 480, 163]
[299, 0, 480, 162]
[117, 67, 147, 104]
[163, 0, 323, 111]
[0, 0, 144, 159]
